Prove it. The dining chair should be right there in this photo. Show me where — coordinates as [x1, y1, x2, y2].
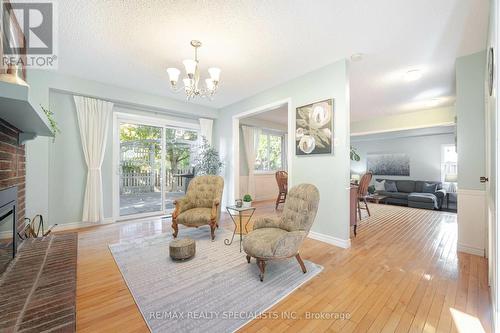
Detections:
[275, 171, 288, 209]
[357, 172, 373, 220]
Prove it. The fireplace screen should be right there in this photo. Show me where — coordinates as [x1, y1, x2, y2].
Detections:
[0, 187, 17, 275]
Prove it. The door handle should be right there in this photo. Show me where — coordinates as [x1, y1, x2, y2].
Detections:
[480, 176, 489, 183]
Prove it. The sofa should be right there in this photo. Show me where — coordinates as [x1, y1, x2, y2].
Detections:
[375, 179, 446, 210]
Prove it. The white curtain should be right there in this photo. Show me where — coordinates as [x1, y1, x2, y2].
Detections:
[199, 118, 213, 145]
[241, 126, 260, 198]
[74, 96, 114, 223]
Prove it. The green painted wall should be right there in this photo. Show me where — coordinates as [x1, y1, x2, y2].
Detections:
[215, 60, 351, 243]
[456, 51, 487, 191]
[25, 70, 217, 226]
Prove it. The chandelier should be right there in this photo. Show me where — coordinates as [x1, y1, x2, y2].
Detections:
[166, 40, 221, 101]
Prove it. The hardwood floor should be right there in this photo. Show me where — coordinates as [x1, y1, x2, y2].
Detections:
[69, 201, 492, 332]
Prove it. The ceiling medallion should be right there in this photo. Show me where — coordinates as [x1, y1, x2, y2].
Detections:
[166, 40, 221, 101]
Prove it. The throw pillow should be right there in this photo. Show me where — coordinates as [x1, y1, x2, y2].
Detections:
[384, 181, 398, 192]
[422, 183, 437, 193]
[374, 180, 385, 191]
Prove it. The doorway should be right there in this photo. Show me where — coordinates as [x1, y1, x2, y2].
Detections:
[231, 99, 292, 204]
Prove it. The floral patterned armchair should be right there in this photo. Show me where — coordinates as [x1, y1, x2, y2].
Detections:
[243, 183, 320, 281]
[172, 175, 224, 240]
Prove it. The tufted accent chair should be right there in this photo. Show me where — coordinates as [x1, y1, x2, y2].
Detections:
[242, 183, 320, 281]
[172, 175, 224, 240]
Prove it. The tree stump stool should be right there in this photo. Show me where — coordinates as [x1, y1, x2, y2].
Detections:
[169, 238, 196, 260]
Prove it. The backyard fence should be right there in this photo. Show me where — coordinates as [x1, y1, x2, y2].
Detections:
[120, 168, 191, 194]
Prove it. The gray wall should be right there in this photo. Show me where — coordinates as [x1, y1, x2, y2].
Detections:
[456, 51, 486, 191]
[351, 133, 455, 182]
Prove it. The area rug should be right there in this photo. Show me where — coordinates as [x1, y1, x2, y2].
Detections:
[109, 227, 323, 333]
[0, 233, 77, 332]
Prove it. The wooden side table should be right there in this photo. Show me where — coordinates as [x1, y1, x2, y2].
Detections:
[225, 206, 256, 252]
[365, 194, 388, 204]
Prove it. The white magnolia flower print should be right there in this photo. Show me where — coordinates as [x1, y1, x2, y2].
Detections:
[299, 135, 316, 154]
[310, 102, 331, 128]
[295, 99, 333, 155]
[296, 127, 305, 139]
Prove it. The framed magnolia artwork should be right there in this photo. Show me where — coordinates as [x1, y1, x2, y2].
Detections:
[295, 99, 334, 155]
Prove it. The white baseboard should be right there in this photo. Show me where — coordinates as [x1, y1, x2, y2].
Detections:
[308, 231, 351, 249]
[52, 217, 114, 232]
[457, 243, 485, 257]
[0, 218, 115, 239]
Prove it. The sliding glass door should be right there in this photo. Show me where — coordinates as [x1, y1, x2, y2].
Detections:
[164, 127, 199, 211]
[119, 123, 163, 217]
[115, 115, 200, 219]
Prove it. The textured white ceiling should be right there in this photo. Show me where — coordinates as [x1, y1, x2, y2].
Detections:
[56, 0, 488, 121]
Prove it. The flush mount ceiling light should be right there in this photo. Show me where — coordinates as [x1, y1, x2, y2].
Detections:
[426, 98, 442, 107]
[404, 69, 422, 81]
[166, 40, 221, 101]
[350, 53, 364, 62]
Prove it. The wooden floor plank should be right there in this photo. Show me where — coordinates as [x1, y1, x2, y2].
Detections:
[64, 201, 492, 333]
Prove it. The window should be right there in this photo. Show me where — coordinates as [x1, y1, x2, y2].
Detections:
[441, 144, 458, 183]
[255, 131, 285, 171]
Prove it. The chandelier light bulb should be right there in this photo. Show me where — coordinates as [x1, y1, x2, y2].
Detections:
[166, 67, 180, 84]
[183, 59, 197, 77]
[208, 67, 221, 82]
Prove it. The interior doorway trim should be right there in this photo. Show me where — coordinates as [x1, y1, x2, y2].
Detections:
[230, 98, 293, 205]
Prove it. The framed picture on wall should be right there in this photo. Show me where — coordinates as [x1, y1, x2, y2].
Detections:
[295, 98, 334, 155]
[366, 153, 410, 176]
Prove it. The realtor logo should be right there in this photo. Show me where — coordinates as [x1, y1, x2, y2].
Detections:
[1, 0, 58, 68]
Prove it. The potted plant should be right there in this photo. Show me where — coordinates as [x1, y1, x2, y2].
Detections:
[242, 194, 253, 208]
[40, 105, 61, 141]
[194, 137, 224, 175]
[350, 146, 360, 161]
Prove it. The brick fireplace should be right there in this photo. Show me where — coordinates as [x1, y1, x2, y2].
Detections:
[0, 118, 26, 229]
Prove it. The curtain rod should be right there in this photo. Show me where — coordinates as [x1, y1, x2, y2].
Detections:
[50, 88, 217, 121]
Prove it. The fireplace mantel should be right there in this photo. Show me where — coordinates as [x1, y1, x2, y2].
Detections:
[0, 81, 53, 143]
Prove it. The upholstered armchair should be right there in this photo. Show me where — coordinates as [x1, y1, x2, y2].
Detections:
[242, 183, 320, 281]
[172, 175, 224, 240]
